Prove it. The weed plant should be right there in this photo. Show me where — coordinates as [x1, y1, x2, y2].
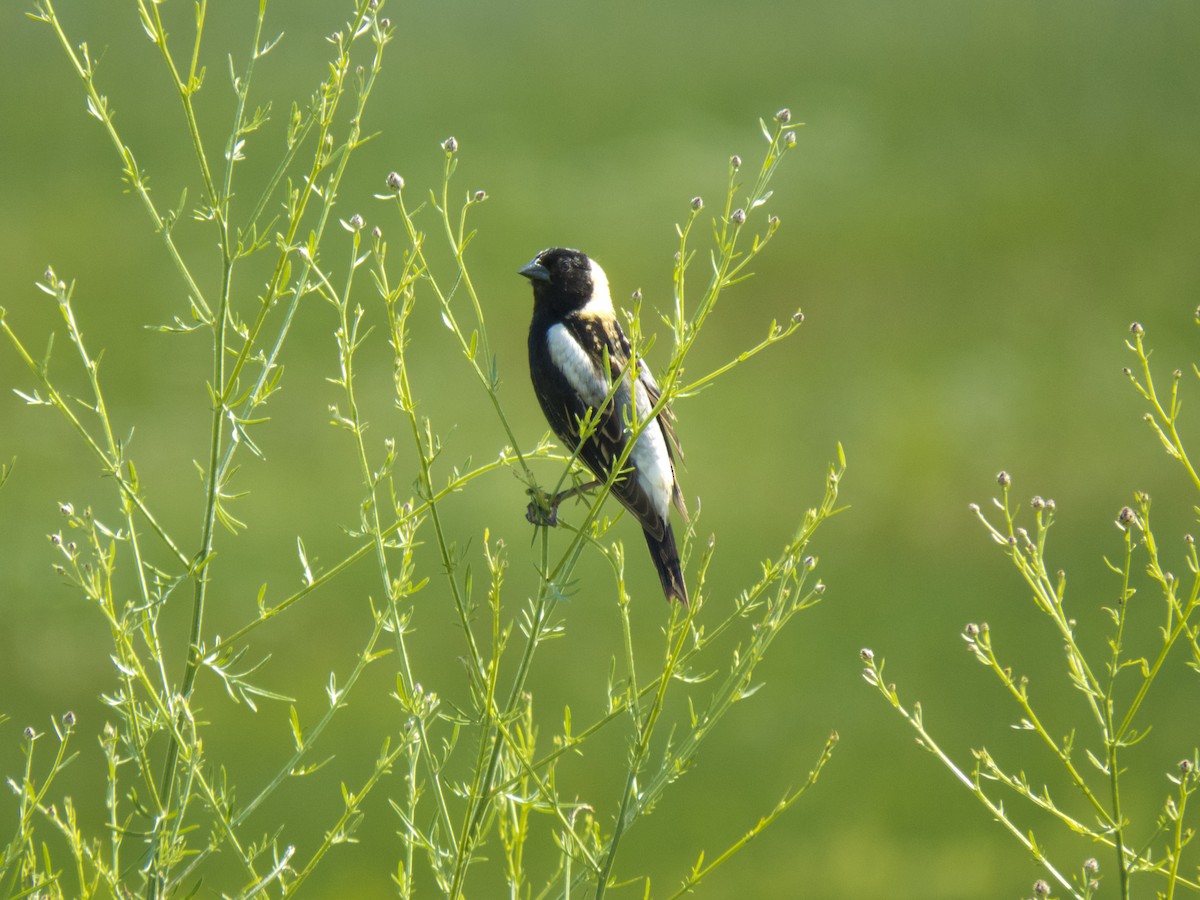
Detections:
[0, 1, 841, 897]
[864, 319, 1200, 899]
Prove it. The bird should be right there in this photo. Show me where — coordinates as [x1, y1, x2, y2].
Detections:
[519, 247, 688, 604]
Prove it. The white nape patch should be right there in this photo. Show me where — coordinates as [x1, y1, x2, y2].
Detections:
[629, 378, 673, 518]
[583, 259, 615, 316]
[547, 323, 607, 406]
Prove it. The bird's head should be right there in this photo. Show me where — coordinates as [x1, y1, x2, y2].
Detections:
[519, 247, 612, 317]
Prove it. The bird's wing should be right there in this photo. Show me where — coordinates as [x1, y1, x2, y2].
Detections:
[615, 327, 688, 521]
[547, 314, 675, 537]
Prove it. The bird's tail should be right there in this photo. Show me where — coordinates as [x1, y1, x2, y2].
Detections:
[644, 522, 688, 605]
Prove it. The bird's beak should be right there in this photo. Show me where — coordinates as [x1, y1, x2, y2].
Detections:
[518, 259, 551, 283]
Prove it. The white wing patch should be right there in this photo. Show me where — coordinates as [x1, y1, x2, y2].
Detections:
[547, 323, 607, 405]
[629, 378, 673, 518]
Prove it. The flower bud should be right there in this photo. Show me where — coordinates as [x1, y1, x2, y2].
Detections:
[441, 136, 458, 153]
[730, 154, 742, 169]
[1130, 321, 1144, 335]
[860, 647, 874, 662]
[386, 171, 404, 191]
[997, 470, 1011, 488]
[775, 108, 791, 124]
[784, 130, 797, 148]
[730, 208, 746, 225]
[690, 196, 703, 211]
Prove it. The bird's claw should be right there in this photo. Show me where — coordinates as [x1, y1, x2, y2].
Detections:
[526, 501, 559, 527]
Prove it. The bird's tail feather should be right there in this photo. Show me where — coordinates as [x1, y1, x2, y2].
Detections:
[644, 523, 687, 605]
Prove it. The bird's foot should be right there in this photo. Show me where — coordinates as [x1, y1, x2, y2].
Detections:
[526, 487, 561, 527]
[526, 500, 559, 527]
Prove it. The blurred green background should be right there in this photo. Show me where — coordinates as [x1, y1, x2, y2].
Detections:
[3, 1, 1200, 896]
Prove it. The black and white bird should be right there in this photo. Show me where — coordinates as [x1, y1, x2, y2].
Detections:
[519, 247, 688, 604]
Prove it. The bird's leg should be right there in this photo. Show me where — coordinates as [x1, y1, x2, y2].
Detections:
[526, 479, 602, 526]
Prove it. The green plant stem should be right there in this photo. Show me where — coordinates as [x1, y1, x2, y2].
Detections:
[35, 0, 214, 322]
[666, 733, 838, 899]
[1128, 332, 1200, 494]
[0, 315, 188, 566]
[325, 232, 460, 854]
[1104, 528, 1135, 897]
[865, 661, 1079, 897]
[595, 602, 695, 898]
